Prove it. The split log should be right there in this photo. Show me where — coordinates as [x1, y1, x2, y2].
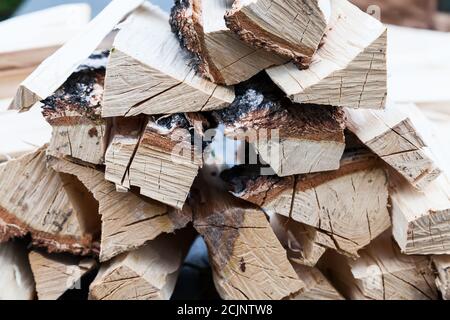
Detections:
[292, 264, 344, 300]
[102, 3, 234, 118]
[89, 231, 193, 300]
[432, 256, 450, 300]
[28, 251, 96, 300]
[10, 0, 144, 112]
[213, 76, 346, 176]
[42, 52, 109, 165]
[346, 102, 442, 190]
[49, 156, 191, 262]
[225, 0, 329, 66]
[0, 148, 97, 255]
[319, 232, 439, 300]
[0, 242, 35, 300]
[170, 0, 287, 86]
[266, 0, 387, 109]
[190, 178, 305, 300]
[224, 150, 391, 257]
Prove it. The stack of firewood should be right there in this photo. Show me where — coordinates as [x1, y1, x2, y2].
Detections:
[1, 0, 450, 300]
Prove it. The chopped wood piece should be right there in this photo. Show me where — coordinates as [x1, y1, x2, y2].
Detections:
[225, 0, 329, 66]
[102, 4, 234, 118]
[0, 148, 97, 255]
[213, 76, 346, 176]
[432, 255, 450, 300]
[170, 0, 287, 86]
[89, 231, 193, 300]
[266, 0, 387, 109]
[29, 251, 96, 300]
[292, 264, 344, 300]
[225, 151, 391, 257]
[48, 157, 192, 262]
[128, 114, 202, 209]
[190, 181, 304, 300]
[0, 242, 35, 300]
[10, 0, 144, 112]
[319, 232, 439, 300]
[346, 102, 442, 190]
[42, 52, 108, 165]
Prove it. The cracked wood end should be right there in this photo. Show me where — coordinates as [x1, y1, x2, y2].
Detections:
[213, 78, 346, 176]
[226, 150, 391, 257]
[89, 231, 194, 300]
[102, 3, 234, 118]
[266, 0, 387, 109]
[319, 231, 439, 300]
[346, 102, 442, 190]
[225, 0, 329, 66]
[42, 52, 108, 165]
[48, 156, 192, 262]
[0, 148, 97, 255]
[10, 0, 144, 112]
[432, 255, 450, 300]
[29, 251, 96, 300]
[0, 242, 35, 300]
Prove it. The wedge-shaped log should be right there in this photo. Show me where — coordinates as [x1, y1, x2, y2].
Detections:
[42, 52, 108, 165]
[49, 157, 192, 262]
[319, 232, 439, 300]
[0, 148, 97, 255]
[432, 256, 450, 300]
[226, 151, 391, 257]
[225, 0, 329, 65]
[10, 0, 144, 112]
[0, 242, 35, 300]
[29, 251, 96, 300]
[213, 77, 346, 176]
[346, 102, 442, 190]
[170, 0, 287, 86]
[266, 0, 387, 109]
[102, 3, 234, 117]
[89, 231, 193, 300]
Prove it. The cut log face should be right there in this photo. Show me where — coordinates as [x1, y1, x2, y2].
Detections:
[0, 148, 97, 255]
[266, 0, 387, 109]
[10, 0, 144, 112]
[102, 4, 234, 118]
[213, 76, 346, 176]
[29, 251, 96, 300]
[42, 52, 108, 165]
[432, 255, 450, 300]
[89, 231, 193, 300]
[319, 232, 439, 300]
[346, 102, 442, 190]
[226, 151, 391, 257]
[291, 264, 344, 300]
[0, 242, 35, 300]
[225, 0, 329, 65]
[49, 157, 192, 262]
[170, 0, 287, 86]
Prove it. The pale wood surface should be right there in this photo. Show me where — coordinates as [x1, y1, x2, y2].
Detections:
[10, 0, 144, 112]
[266, 0, 387, 109]
[432, 255, 450, 300]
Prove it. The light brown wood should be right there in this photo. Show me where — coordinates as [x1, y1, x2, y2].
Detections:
[0, 148, 97, 255]
[170, 0, 287, 86]
[432, 255, 450, 300]
[49, 157, 192, 262]
[227, 151, 391, 257]
[29, 251, 96, 300]
[0, 242, 35, 300]
[10, 0, 144, 112]
[266, 0, 387, 109]
[102, 3, 234, 117]
[225, 0, 329, 66]
[89, 231, 193, 300]
[319, 232, 439, 300]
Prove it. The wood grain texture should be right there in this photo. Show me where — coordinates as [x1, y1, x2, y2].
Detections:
[266, 0, 387, 109]
[432, 255, 450, 300]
